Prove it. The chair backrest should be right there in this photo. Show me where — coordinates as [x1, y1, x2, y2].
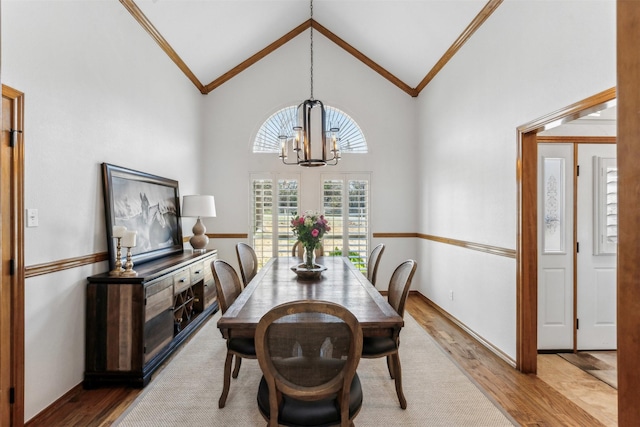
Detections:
[255, 300, 363, 425]
[366, 243, 385, 286]
[387, 260, 417, 319]
[211, 259, 243, 314]
[291, 241, 324, 257]
[236, 242, 258, 286]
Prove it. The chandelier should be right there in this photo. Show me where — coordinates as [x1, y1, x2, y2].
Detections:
[279, 0, 340, 167]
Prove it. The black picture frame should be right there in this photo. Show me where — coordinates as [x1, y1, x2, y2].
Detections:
[102, 163, 183, 270]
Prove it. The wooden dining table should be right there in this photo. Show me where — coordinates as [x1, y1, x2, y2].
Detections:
[217, 256, 404, 340]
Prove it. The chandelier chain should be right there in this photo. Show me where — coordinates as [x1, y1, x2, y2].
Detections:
[310, 0, 314, 100]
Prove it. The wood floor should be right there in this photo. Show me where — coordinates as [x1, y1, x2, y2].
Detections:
[26, 293, 617, 426]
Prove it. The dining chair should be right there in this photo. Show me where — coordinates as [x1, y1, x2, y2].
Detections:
[255, 300, 364, 427]
[366, 243, 385, 287]
[211, 259, 256, 408]
[291, 240, 324, 257]
[235, 242, 258, 287]
[362, 259, 417, 409]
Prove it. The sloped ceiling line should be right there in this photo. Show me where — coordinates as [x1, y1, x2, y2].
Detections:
[415, 0, 503, 94]
[120, 0, 502, 98]
[120, 0, 206, 94]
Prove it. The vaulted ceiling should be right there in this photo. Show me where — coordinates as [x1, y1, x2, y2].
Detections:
[123, 0, 502, 96]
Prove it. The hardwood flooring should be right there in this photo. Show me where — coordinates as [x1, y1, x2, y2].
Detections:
[26, 293, 617, 426]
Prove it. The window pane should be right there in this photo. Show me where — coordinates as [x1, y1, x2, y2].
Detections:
[348, 180, 368, 271]
[253, 105, 367, 154]
[323, 180, 344, 256]
[277, 179, 298, 258]
[252, 179, 273, 267]
[322, 177, 369, 273]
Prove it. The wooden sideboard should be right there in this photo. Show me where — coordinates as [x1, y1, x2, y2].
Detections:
[84, 250, 218, 388]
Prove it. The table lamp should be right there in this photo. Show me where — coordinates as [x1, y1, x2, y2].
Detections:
[182, 195, 217, 251]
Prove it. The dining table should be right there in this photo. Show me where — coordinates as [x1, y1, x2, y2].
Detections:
[217, 256, 404, 340]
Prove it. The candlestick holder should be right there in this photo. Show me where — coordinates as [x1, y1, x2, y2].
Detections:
[109, 237, 124, 276]
[121, 246, 138, 277]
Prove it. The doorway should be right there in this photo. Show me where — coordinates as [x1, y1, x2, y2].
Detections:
[515, 86, 616, 374]
[1, 84, 25, 426]
[537, 142, 617, 352]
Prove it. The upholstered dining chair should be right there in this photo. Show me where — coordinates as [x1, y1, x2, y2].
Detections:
[255, 300, 364, 427]
[211, 259, 256, 408]
[235, 242, 258, 287]
[362, 259, 417, 409]
[366, 243, 385, 287]
[291, 240, 324, 257]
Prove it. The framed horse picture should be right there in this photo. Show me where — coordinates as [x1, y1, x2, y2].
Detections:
[102, 163, 184, 270]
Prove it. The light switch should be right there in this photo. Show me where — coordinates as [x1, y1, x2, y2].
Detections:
[26, 208, 39, 227]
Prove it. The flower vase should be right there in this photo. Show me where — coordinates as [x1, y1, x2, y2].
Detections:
[303, 245, 316, 269]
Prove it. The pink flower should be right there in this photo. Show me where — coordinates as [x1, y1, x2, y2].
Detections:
[311, 229, 319, 237]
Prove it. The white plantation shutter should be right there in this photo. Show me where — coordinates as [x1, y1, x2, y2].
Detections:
[251, 174, 299, 266]
[251, 178, 274, 266]
[322, 180, 344, 257]
[322, 175, 370, 272]
[276, 179, 299, 258]
[348, 180, 369, 270]
[251, 173, 369, 271]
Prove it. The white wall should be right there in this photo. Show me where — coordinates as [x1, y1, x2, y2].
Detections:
[2, 1, 204, 420]
[416, 0, 616, 359]
[199, 33, 419, 283]
[1, 0, 617, 420]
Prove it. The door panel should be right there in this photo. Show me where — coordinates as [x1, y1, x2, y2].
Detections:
[576, 144, 617, 350]
[537, 144, 573, 350]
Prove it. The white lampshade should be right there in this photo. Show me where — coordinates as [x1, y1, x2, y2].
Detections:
[182, 195, 217, 218]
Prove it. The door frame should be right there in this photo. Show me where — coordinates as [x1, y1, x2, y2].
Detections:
[535, 139, 617, 353]
[516, 87, 616, 373]
[1, 84, 25, 426]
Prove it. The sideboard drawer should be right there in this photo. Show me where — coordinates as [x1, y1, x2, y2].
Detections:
[173, 267, 191, 294]
[145, 277, 173, 322]
[190, 262, 206, 284]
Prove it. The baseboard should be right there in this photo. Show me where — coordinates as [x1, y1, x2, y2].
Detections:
[25, 382, 84, 426]
[410, 291, 516, 368]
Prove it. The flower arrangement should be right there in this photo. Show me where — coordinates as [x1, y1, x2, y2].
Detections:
[291, 211, 331, 268]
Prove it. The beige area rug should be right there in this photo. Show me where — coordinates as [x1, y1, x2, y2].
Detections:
[558, 351, 618, 389]
[115, 311, 515, 426]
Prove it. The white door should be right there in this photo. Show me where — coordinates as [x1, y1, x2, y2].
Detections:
[576, 144, 617, 350]
[538, 144, 574, 350]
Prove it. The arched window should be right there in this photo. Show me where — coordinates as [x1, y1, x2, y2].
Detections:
[253, 105, 367, 154]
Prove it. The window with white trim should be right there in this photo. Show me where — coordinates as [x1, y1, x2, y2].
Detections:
[253, 105, 367, 154]
[250, 174, 370, 271]
[251, 175, 300, 267]
[322, 175, 370, 272]
[594, 157, 617, 255]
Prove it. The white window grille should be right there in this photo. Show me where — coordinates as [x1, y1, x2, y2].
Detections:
[251, 175, 300, 266]
[253, 105, 368, 154]
[322, 175, 370, 272]
[594, 157, 617, 255]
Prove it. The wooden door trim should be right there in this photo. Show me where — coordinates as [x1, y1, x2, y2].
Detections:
[2, 84, 25, 426]
[515, 87, 616, 373]
[617, 1, 640, 423]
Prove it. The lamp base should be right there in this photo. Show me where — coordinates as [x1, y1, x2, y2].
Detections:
[190, 217, 209, 251]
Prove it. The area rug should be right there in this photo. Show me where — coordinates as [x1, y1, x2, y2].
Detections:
[558, 351, 618, 389]
[115, 311, 515, 426]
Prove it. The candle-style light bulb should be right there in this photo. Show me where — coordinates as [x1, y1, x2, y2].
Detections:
[279, 134, 287, 159]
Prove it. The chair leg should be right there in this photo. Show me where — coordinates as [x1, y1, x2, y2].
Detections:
[232, 354, 242, 378]
[386, 355, 395, 379]
[219, 351, 234, 408]
[391, 353, 407, 409]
